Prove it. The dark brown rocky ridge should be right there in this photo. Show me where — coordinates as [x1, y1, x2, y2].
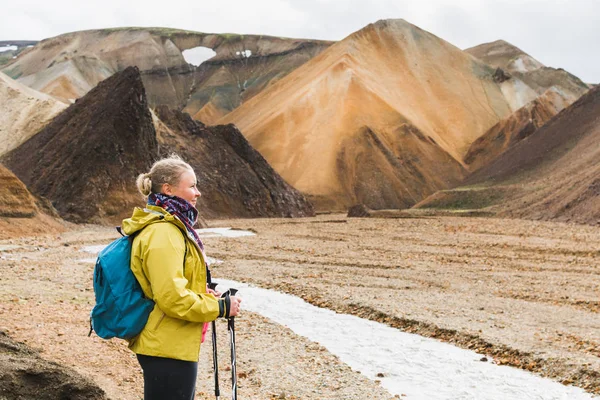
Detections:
[2, 66, 158, 224]
[154, 106, 314, 218]
[2, 66, 314, 223]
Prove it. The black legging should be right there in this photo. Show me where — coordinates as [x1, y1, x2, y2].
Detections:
[137, 354, 198, 400]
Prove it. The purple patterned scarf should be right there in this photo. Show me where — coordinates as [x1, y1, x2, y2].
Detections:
[148, 193, 205, 254]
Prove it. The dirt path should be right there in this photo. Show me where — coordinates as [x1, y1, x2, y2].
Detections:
[1, 215, 598, 398]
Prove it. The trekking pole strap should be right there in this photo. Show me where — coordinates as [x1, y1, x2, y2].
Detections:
[220, 288, 238, 319]
[223, 294, 231, 319]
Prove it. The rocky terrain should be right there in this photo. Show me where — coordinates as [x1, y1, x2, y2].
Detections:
[1, 215, 599, 398]
[0, 331, 107, 399]
[213, 215, 600, 396]
[0, 28, 331, 121]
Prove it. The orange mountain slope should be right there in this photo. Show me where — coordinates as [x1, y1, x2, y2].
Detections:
[0, 163, 39, 218]
[0, 163, 66, 237]
[220, 19, 533, 210]
[416, 85, 600, 225]
[464, 87, 577, 171]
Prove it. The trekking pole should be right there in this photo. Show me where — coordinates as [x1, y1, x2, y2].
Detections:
[209, 282, 220, 400]
[227, 288, 239, 400]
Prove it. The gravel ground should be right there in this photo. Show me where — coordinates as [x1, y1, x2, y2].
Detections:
[0, 214, 598, 398]
[0, 223, 394, 399]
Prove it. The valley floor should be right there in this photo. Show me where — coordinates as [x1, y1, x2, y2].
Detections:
[0, 215, 598, 399]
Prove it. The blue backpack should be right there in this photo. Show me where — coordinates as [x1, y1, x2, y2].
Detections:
[88, 225, 187, 340]
[89, 230, 154, 340]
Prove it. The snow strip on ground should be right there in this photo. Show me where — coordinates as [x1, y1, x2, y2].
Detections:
[216, 279, 597, 400]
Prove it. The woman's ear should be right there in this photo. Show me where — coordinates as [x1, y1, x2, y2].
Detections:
[161, 183, 172, 195]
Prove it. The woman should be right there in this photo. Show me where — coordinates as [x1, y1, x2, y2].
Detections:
[121, 155, 242, 400]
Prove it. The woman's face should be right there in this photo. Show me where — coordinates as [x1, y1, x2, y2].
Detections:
[163, 169, 201, 206]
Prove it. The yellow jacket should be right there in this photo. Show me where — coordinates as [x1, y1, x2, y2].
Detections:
[121, 205, 222, 362]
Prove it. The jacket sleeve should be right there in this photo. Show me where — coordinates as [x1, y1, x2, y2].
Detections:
[142, 224, 221, 323]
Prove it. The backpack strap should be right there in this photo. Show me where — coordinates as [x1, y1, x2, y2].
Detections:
[118, 210, 189, 272]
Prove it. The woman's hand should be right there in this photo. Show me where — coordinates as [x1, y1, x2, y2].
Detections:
[228, 296, 242, 317]
[207, 285, 221, 297]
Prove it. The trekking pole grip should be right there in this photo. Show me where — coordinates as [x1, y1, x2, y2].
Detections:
[228, 288, 238, 320]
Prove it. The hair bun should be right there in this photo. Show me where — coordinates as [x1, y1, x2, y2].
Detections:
[136, 172, 153, 197]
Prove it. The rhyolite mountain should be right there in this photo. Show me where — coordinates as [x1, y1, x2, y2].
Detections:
[0, 163, 65, 236]
[219, 19, 544, 210]
[1, 28, 332, 124]
[0, 163, 40, 219]
[2, 23, 592, 216]
[0, 40, 38, 67]
[463, 87, 577, 171]
[465, 40, 589, 100]
[416, 85, 600, 225]
[0, 71, 67, 156]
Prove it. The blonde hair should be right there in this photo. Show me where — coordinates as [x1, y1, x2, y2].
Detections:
[136, 154, 193, 198]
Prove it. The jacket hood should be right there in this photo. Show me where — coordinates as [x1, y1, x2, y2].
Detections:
[121, 205, 186, 235]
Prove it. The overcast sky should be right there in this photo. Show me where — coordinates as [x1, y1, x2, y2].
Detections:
[2, 0, 598, 83]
